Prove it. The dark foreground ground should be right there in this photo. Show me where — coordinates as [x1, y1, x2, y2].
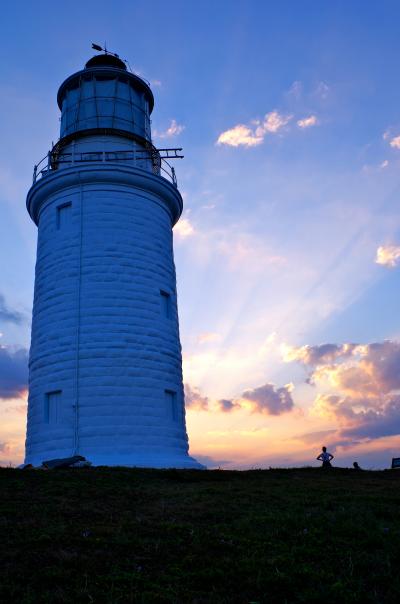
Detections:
[1, 467, 400, 603]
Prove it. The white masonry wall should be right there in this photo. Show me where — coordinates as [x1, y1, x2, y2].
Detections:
[25, 165, 201, 467]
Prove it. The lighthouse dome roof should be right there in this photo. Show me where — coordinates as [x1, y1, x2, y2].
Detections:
[85, 54, 127, 70]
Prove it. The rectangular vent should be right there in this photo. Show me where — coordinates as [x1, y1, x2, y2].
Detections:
[44, 390, 61, 424]
[160, 290, 172, 319]
[165, 389, 178, 421]
[57, 202, 72, 230]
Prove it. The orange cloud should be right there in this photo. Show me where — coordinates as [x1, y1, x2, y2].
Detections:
[288, 340, 400, 443]
[376, 245, 400, 268]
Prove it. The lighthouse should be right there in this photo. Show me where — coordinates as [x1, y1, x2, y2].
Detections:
[25, 50, 202, 468]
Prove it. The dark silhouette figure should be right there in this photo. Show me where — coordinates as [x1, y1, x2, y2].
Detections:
[353, 461, 362, 470]
[316, 446, 334, 468]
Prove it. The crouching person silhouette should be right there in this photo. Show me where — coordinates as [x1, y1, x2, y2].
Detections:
[317, 446, 334, 468]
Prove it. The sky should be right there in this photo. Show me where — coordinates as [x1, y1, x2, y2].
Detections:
[1, 0, 400, 469]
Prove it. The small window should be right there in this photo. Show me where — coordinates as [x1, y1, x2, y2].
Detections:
[165, 389, 178, 421]
[44, 390, 61, 424]
[57, 202, 72, 229]
[160, 290, 172, 319]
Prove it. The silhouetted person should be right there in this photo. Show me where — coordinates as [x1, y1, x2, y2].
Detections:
[353, 461, 362, 470]
[317, 446, 334, 468]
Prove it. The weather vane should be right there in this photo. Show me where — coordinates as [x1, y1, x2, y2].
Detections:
[91, 42, 134, 72]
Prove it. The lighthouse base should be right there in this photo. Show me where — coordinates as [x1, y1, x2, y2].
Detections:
[25, 450, 205, 470]
[84, 452, 205, 469]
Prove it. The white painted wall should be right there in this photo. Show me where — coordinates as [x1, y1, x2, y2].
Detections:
[25, 164, 202, 468]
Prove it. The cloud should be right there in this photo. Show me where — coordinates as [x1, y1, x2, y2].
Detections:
[375, 245, 400, 268]
[288, 81, 303, 99]
[184, 384, 209, 410]
[336, 341, 400, 396]
[290, 339, 400, 443]
[174, 217, 194, 238]
[217, 111, 292, 147]
[217, 399, 241, 413]
[287, 340, 400, 396]
[260, 111, 292, 134]
[241, 382, 294, 415]
[216, 124, 264, 148]
[185, 379, 297, 416]
[314, 392, 400, 441]
[389, 135, 400, 149]
[0, 346, 28, 399]
[0, 294, 23, 324]
[185, 386, 242, 414]
[282, 342, 357, 366]
[297, 115, 318, 129]
[314, 81, 330, 100]
[380, 160, 389, 169]
[154, 119, 184, 139]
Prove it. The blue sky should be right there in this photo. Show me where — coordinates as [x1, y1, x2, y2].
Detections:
[1, 0, 400, 468]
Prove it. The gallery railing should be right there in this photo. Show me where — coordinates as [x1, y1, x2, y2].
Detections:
[32, 148, 178, 187]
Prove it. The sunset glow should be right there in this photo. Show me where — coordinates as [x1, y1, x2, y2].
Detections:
[1, 1, 400, 468]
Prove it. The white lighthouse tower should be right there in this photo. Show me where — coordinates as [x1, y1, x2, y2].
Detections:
[25, 50, 202, 468]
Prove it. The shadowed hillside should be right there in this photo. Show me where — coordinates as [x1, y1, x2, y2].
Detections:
[1, 467, 400, 603]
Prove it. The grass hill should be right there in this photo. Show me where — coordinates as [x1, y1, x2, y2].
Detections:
[1, 466, 399, 603]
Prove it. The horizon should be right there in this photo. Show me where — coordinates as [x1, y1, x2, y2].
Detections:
[1, 0, 400, 469]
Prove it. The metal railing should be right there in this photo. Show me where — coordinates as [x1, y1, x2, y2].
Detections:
[32, 148, 177, 187]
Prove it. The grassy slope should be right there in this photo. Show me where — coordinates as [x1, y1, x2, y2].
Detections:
[1, 467, 400, 603]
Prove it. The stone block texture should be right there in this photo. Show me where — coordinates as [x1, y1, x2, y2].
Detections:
[25, 165, 201, 468]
